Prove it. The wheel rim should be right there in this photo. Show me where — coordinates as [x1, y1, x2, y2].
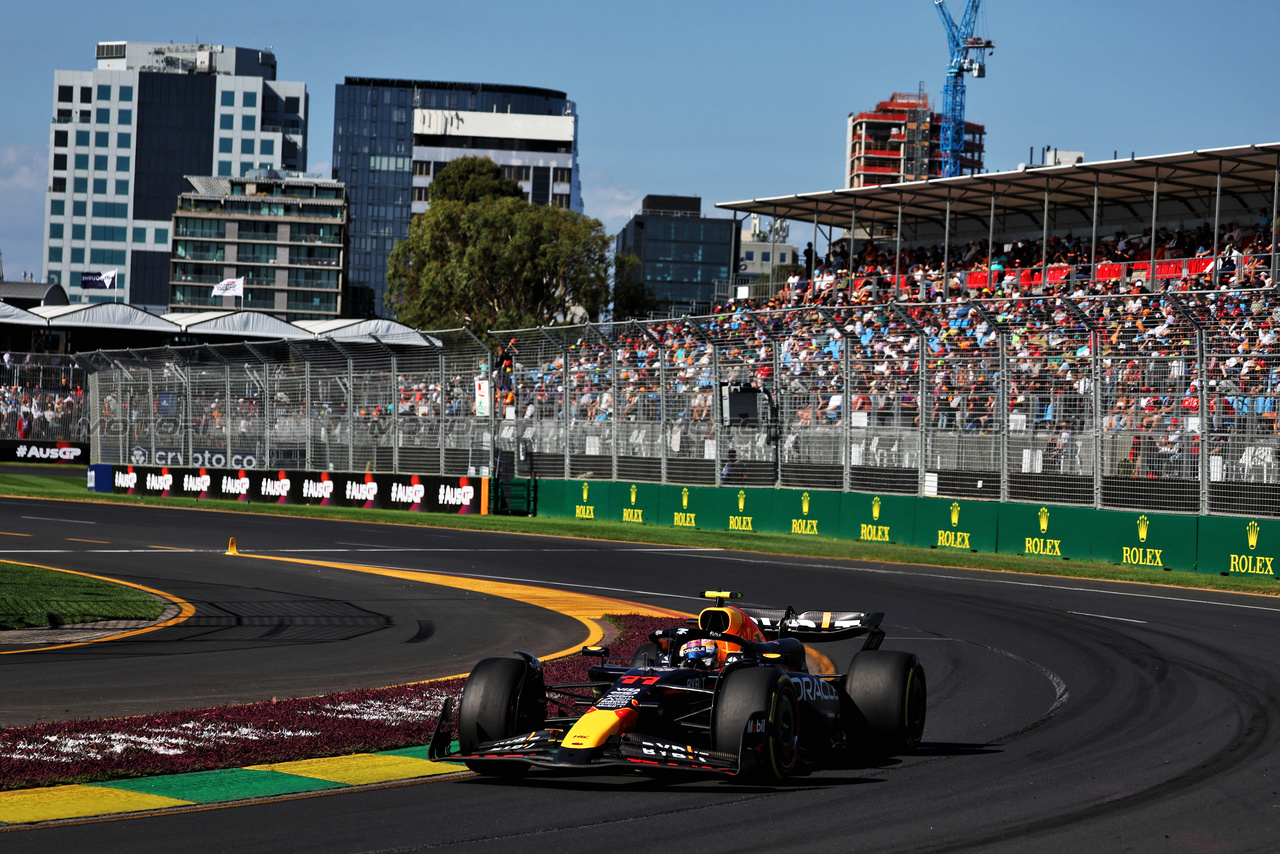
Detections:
[770, 686, 799, 775]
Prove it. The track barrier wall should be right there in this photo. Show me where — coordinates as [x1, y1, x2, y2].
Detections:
[537, 478, 1276, 579]
[87, 463, 489, 514]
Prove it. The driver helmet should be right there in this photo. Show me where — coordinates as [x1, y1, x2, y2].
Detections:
[679, 639, 718, 670]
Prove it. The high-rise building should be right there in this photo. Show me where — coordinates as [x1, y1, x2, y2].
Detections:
[333, 78, 579, 318]
[614, 195, 736, 313]
[168, 172, 346, 320]
[845, 90, 984, 188]
[43, 41, 308, 310]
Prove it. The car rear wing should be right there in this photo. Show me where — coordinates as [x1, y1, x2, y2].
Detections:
[742, 607, 885, 643]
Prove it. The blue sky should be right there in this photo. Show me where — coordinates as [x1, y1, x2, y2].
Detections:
[3, 0, 1280, 280]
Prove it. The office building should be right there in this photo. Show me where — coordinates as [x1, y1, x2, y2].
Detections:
[845, 90, 984, 188]
[169, 172, 346, 320]
[737, 215, 798, 280]
[333, 78, 579, 317]
[614, 195, 736, 312]
[43, 41, 308, 310]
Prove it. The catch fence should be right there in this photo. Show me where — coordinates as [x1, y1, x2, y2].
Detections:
[82, 296, 1280, 518]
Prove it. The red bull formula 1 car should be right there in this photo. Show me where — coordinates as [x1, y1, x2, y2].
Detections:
[428, 591, 926, 782]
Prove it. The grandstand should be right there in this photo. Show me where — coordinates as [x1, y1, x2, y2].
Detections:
[79, 144, 1280, 518]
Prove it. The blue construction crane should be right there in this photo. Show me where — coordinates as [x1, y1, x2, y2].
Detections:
[932, 0, 993, 177]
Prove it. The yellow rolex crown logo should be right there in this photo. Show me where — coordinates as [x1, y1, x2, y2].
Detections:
[630, 484, 637, 505]
[1137, 514, 1150, 543]
[1248, 520, 1260, 550]
[1038, 506, 1050, 534]
[582, 482, 589, 502]
[737, 490, 746, 512]
[872, 496, 881, 521]
[801, 492, 810, 515]
[950, 502, 960, 527]
[681, 487, 689, 509]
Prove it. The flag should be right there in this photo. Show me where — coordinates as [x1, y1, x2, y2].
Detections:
[213, 277, 245, 297]
[81, 270, 118, 289]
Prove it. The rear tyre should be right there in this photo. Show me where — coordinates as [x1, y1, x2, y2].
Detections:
[712, 667, 799, 782]
[457, 657, 544, 777]
[630, 642, 659, 668]
[843, 650, 926, 755]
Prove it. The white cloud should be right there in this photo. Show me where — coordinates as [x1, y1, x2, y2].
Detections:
[580, 169, 641, 235]
[0, 144, 48, 281]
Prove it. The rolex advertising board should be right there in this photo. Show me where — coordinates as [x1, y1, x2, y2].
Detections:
[776, 488, 839, 537]
[615, 481, 658, 526]
[840, 492, 918, 546]
[1196, 515, 1278, 577]
[913, 496, 999, 553]
[996, 503, 1094, 562]
[1089, 508, 1198, 573]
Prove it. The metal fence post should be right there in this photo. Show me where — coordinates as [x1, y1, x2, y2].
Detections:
[304, 356, 312, 471]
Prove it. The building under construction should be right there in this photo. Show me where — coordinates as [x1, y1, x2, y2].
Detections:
[845, 90, 985, 188]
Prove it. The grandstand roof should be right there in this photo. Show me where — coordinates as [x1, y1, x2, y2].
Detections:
[0, 301, 48, 327]
[30, 303, 180, 332]
[717, 143, 1280, 231]
[294, 317, 417, 338]
[159, 310, 311, 339]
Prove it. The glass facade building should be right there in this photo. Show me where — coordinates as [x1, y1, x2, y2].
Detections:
[333, 78, 579, 318]
[615, 196, 736, 313]
[43, 42, 308, 310]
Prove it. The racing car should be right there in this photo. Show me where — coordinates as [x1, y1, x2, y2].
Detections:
[428, 591, 926, 782]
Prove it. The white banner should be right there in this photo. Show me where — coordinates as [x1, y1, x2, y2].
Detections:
[213, 277, 245, 297]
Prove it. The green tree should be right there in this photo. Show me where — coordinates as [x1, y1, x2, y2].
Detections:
[610, 250, 656, 320]
[427, 156, 525, 204]
[385, 196, 613, 333]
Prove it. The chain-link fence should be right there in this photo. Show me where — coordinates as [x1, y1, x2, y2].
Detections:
[82, 331, 493, 475]
[81, 292, 1280, 518]
[0, 353, 87, 443]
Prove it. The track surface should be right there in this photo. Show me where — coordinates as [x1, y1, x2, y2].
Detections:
[2, 497, 1279, 852]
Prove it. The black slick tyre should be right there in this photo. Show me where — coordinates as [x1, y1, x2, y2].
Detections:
[843, 650, 926, 755]
[457, 657, 543, 777]
[712, 666, 799, 782]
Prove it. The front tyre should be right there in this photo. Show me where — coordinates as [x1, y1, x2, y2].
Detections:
[712, 667, 799, 782]
[457, 657, 545, 777]
[843, 650, 926, 755]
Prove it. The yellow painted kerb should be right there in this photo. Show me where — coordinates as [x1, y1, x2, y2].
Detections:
[0, 562, 196, 655]
[242, 553, 685, 664]
[0, 784, 191, 823]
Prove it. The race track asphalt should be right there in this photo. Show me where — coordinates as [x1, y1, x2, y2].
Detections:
[2, 496, 1279, 852]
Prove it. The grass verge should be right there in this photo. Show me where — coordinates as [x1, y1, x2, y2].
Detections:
[1, 471, 1277, 598]
[0, 562, 165, 630]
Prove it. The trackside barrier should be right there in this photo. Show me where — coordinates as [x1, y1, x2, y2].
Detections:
[536, 478, 1274, 579]
[1197, 515, 1280, 579]
[89, 464, 489, 515]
